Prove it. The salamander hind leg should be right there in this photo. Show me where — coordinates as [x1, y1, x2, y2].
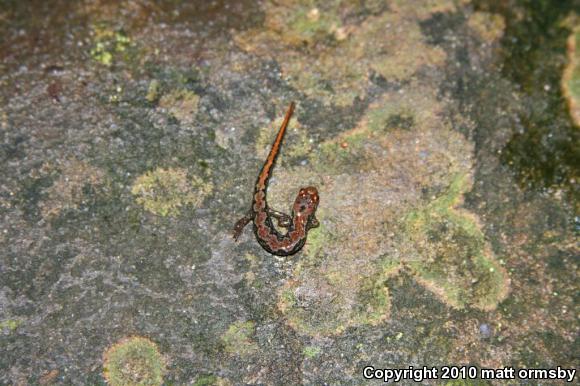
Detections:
[233, 211, 254, 241]
[267, 208, 292, 228]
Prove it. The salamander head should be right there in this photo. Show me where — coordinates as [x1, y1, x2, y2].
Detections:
[293, 186, 319, 225]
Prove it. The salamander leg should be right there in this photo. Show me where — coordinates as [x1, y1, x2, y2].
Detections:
[307, 216, 320, 230]
[267, 208, 292, 228]
[233, 211, 253, 241]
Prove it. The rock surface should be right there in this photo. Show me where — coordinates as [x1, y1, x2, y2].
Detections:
[0, 0, 577, 384]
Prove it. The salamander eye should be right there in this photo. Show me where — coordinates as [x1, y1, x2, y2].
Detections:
[299, 205, 306, 212]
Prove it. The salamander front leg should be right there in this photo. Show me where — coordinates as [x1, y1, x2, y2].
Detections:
[308, 216, 320, 230]
[267, 208, 292, 228]
[233, 211, 253, 241]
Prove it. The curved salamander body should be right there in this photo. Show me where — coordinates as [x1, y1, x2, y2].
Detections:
[233, 102, 319, 256]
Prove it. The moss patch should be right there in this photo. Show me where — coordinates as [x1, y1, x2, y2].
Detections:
[467, 11, 506, 43]
[314, 131, 369, 174]
[102, 336, 165, 386]
[90, 23, 133, 66]
[158, 89, 200, 125]
[131, 167, 212, 217]
[404, 174, 510, 310]
[562, 25, 580, 127]
[302, 216, 331, 258]
[146, 79, 161, 103]
[265, 2, 343, 45]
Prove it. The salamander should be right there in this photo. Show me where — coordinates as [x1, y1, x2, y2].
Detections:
[233, 102, 320, 256]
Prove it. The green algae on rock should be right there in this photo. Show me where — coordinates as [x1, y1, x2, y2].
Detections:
[102, 336, 165, 386]
[131, 167, 212, 217]
[562, 25, 580, 127]
[221, 321, 258, 357]
[404, 174, 510, 311]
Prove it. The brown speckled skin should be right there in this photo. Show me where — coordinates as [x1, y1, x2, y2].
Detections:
[233, 102, 319, 256]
